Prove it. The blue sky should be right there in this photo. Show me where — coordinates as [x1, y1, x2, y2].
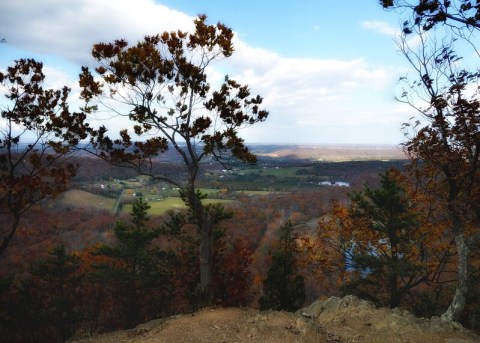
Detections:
[159, 0, 398, 61]
[0, 0, 413, 145]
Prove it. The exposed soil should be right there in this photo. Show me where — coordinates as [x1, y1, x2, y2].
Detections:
[70, 296, 479, 343]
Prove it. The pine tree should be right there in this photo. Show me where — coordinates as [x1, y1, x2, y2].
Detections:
[342, 170, 420, 308]
[259, 221, 305, 312]
[29, 245, 82, 342]
[93, 198, 171, 327]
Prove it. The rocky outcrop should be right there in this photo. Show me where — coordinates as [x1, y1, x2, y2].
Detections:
[70, 295, 480, 343]
[297, 295, 479, 342]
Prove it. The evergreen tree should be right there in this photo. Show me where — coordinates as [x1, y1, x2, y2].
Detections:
[25, 245, 82, 342]
[259, 221, 305, 312]
[93, 198, 171, 327]
[342, 170, 420, 308]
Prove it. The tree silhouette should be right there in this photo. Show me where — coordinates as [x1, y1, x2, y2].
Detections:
[380, 0, 480, 32]
[0, 59, 89, 257]
[79, 15, 268, 304]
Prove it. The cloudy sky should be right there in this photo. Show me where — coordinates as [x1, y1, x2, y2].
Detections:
[0, 0, 414, 145]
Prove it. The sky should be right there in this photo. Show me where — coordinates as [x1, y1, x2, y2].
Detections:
[0, 0, 415, 145]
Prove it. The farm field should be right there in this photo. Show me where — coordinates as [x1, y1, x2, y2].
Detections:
[122, 197, 234, 215]
[58, 189, 235, 216]
[122, 197, 184, 215]
[234, 190, 274, 195]
[59, 158, 406, 216]
[57, 189, 116, 213]
[242, 166, 312, 177]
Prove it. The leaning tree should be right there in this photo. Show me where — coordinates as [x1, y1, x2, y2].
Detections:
[79, 15, 268, 303]
[380, 0, 480, 323]
[393, 23, 480, 321]
[0, 59, 89, 257]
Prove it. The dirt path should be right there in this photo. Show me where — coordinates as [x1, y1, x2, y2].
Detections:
[70, 296, 480, 343]
[71, 307, 325, 343]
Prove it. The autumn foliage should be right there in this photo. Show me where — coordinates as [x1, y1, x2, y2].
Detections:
[303, 169, 459, 314]
[0, 59, 89, 257]
[1, 7, 480, 341]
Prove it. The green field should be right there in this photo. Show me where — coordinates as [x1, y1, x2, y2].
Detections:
[197, 188, 227, 195]
[58, 190, 116, 212]
[123, 197, 184, 215]
[243, 166, 312, 177]
[203, 199, 234, 206]
[122, 197, 234, 216]
[234, 190, 273, 195]
[57, 189, 235, 216]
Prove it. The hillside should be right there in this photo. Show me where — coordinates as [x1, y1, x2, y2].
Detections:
[70, 296, 479, 343]
[251, 144, 406, 162]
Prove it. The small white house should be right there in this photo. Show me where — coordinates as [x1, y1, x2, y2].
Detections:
[334, 181, 350, 187]
[319, 181, 350, 187]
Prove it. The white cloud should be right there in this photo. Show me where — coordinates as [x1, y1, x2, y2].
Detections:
[0, 0, 194, 65]
[361, 20, 398, 37]
[0, 0, 407, 144]
[227, 47, 404, 143]
[43, 66, 76, 91]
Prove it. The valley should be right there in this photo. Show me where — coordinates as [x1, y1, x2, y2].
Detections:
[60, 144, 407, 216]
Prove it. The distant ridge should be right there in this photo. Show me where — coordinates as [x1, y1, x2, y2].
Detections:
[46, 142, 406, 162]
[249, 144, 406, 162]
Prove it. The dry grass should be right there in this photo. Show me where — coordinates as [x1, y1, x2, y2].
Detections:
[58, 190, 116, 212]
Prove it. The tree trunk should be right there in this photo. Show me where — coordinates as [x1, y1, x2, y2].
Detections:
[389, 236, 401, 308]
[0, 214, 20, 258]
[198, 216, 214, 306]
[389, 274, 401, 309]
[186, 181, 214, 307]
[441, 232, 469, 322]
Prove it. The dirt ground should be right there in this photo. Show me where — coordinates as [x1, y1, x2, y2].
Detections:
[70, 296, 480, 343]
